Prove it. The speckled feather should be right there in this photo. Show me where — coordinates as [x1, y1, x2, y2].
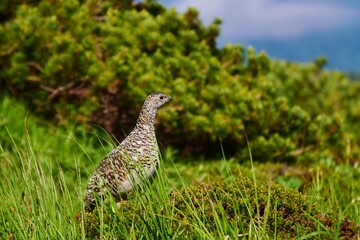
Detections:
[84, 92, 172, 211]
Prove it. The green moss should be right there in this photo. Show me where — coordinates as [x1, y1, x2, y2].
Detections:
[81, 176, 359, 239]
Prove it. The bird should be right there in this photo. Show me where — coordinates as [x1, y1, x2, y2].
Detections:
[84, 92, 172, 211]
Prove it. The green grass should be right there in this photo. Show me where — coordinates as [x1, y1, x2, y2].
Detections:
[0, 96, 359, 239]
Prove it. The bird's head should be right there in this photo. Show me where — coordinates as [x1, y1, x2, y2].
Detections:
[146, 92, 173, 109]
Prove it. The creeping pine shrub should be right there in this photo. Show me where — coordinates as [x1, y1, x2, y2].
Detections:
[1, 0, 360, 163]
[81, 176, 359, 239]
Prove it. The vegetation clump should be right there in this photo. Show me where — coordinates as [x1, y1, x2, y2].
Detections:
[82, 176, 359, 239]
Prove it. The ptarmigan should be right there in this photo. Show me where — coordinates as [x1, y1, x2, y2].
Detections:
[84, 92, 172, 211]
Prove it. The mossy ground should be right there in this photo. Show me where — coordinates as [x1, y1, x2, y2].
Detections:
[81, 175, 359, 239]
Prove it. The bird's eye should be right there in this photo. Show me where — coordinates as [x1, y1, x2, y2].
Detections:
[159, 96, 164, 100]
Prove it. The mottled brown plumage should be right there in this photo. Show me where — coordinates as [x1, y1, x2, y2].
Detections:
[84, 92, 172, 211]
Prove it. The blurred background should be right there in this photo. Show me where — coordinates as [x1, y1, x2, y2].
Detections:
[0, 0, 359, 177]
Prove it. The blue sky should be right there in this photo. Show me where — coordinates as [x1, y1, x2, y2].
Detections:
[159, 0, 360, 72]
